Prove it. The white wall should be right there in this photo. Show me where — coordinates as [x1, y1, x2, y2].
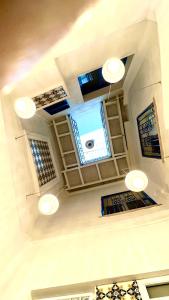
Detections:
[1, 3, 169, 300]
[17, 7, 169, 298]
[4, 188, 169, 300]
[1, 92, 64, 235]
[127, 19, 169, 198]
[155, 0, 169, 157]
[0, 94, 31, 298]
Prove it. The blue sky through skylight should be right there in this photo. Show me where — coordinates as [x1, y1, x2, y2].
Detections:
[70, 101, 103, 135]
[70, 100, 111, 164]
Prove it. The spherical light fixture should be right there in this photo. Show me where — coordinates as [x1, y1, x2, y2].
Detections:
[14, 97, 36, 119]
[125, 170, 148, 192]
[102, 57, 125, 83]
[38, 194, 59, 215]
[2, 84, 13, 95]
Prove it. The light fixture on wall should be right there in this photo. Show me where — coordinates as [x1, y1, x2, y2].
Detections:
[38, 193, 59, 215]
[125, 170, 148, 192]
[14, 97, 36, 119]
[102, 57, 125, 83]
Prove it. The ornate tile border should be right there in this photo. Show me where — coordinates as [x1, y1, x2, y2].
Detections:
[33, 86, 67, 109]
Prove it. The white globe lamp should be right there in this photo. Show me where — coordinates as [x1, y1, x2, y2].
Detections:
[2, 84, 13, 95]
[102, 57, 125, 83]
[125, 170, 148, 192]
[14, 97, 36, 119]
[38, 194, 59, 215]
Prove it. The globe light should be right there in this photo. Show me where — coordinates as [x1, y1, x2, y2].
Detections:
[2, 84, 13, 95]
[125, 170, 148, 192]
[38, 194, 59, 215]
[14, 97, 36, 119]
[102, 57, 125, 83]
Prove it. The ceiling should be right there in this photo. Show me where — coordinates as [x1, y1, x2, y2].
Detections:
[0, 0, 161, 240]
[0, 0, 96, 88]
[1, 0, 159, 95]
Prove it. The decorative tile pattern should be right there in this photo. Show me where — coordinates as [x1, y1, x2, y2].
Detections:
[137, 102, 161, 158]
[29, 139, 56, 187]
[96, 284, 126, 300]
[33, 86, 67, 109]
[96, 281, 142, 300]
[101, 190, 157, 216]
[127, 281, 142, 300]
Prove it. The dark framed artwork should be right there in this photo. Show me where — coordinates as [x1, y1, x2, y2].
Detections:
[137, 101, 161, 158]
[101, 190, 157, 216]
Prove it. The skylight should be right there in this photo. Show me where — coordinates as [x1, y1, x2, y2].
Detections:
[69, 100, 111, 165]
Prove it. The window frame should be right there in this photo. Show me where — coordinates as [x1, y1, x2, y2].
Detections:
[24, 130, 59, 194]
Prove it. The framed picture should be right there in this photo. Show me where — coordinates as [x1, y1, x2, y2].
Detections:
[137, 101, 161, 158]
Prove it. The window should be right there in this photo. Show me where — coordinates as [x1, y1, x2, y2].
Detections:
[137, 102, 161, 158]
[28, 135, 57, 188]
[69, 100, 111, 165]
[44, 99, 69, 115]
[78, 73, 93, 86]
[147, 283, 169, 299]
[101, 190, 157, 216]
[78, 57, 128, 95]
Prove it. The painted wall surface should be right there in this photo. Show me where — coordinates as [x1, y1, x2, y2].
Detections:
[18, 11, 169, 299]
[1, 3, 169, 300]
[0, 95, 31, 297]
[127, 17, 169, 198]
[1, 92, 63, 235]
[155, 0, 169, 157]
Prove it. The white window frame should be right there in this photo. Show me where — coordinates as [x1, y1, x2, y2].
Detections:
[138, 275, 169, 300]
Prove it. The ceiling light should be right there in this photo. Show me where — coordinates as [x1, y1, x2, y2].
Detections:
[14, 97, 36, 119]
[2, 84, 13, 95]
[102, 57, 125, 83]
[125, 170, 148, 192]
[38, 194, 59, 215]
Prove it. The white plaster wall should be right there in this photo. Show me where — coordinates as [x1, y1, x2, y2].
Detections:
[4, 197, 169, 300]
[1, 3, 169, 300]
[15, 7, 169, 298]
[155, 0, 169, 157]
[0, 95, 31, 297]
[127, 20, 169, 198]
[1, 92, 63, 235]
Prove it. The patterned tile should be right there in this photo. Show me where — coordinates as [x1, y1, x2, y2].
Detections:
[33, 86, 67, 109]
[29, 139, 56, 187]
[96, 281, 142, 300]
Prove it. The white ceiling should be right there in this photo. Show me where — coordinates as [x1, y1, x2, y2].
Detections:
[2, 0, 160, 125]
[7, 0, 159, 98]
[0, 0, 95, 89]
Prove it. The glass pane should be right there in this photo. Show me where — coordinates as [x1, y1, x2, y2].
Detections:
[69, 100, 111, 165]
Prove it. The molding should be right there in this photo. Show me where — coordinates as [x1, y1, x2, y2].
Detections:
[31, 271, 169, 300]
